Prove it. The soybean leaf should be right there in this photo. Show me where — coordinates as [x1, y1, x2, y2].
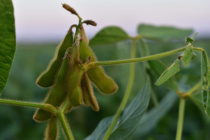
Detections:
[138, 39, 179, 92]
[201, 51, 209, 111]
[155, 59, 180, 86]
[186, 32, 198, 44]
[138, 39, 150, 57]
[208, 65, 210, 87]
[138, 24, 193, 42]
[89, 26, 129, 46]
[85, 82, 150, 140]
[148, 60, 179, 92]
[0, 0, 16, 95]
[190, 92, 210, 116]
[181, 46, 196, 66]
[134, 92, 178, 138]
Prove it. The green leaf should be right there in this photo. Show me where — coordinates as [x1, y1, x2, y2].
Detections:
[85, 82, 150, 140]
[89, 26, 129, 46]
[186, 32, 198, 44]
[0, 0, 16, 95]
[138, 24, 193, 41]
[155, 59, 180, 86]
[134, 92, 178, 138]
[190, 92, 210, 116]
[148, 60, 179, 91]
[181, 46, 196, 66]
[208, 65, 210, 87]
[201, 51, 209, 112]
[155, 60, 181, 87]
[138, 39, 150, 57]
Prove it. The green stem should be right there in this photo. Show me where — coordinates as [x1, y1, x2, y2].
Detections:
[103, 40, 136, 140]
[57, 108, 74, 140]
[187, 81, 201, 95]
[61, 97, 72, 113]
[0, 98, 57, 114]
[193, 47, 204, 52]
[176, 98, 186, 140]
[89, 46, 188, 67]
[73, 19, 82, 43]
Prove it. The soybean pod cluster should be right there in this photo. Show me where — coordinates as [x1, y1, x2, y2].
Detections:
[33, 4, 118, 122]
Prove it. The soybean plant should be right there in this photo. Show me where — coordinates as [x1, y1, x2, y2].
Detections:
[0, 2, 209, 140]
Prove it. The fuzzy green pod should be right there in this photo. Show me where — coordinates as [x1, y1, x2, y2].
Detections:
[33, 56, 70, 122]
[201, 50, 209, 112]
[81, 73, 99, 111]
[79, 39, 118, 94]
[44, 117, 58, 140]
[66, 44, 83, 106]
[36, 31, 73, 88]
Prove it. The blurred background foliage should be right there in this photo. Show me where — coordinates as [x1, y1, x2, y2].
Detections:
[1, 37, 210, 140]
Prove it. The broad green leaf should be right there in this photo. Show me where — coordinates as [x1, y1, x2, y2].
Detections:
[186, 32, 198, 44]
[156, 59, 180, 86]
[0, 0, 16, 95]
[134, 92, 178, 138]
[148, 60, 179, 92]
[44, 117, 58, 140]
[138, 39, 150, 57]
[181, 46, 196, 66]
[89, 26, 129, 46]
[190, 92, 210, 116]
[138, 24, 193, 41]
[85, 82, 150, 140]
[201, 51, 209, 111]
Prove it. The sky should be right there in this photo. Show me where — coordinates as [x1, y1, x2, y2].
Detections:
[13, 0, 210, 43]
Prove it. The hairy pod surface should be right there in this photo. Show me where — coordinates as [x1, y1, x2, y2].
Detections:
[44, 117, 58, 140]
[36, 32, 73, 88]
[81, 73, 99, 111]
[66, 44, 83, 106]
[80, 25, 89, 44]
[33, 57, 70, 122]
[79, 39, 118, 94]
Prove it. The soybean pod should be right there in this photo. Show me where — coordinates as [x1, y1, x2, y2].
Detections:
[44, 117, 59, 140]
[81, 72, 99, 111]
[33, 55, 70, 122]
[79, 38, 118, 94]
[36, 31, 73, 88]
[66, 43, 83, 106]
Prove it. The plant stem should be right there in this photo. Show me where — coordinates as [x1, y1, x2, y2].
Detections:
[187, 81, 201, 95]
[103, 40, 136, 140]
[0, 98, 57, 114]
[89, 46, 188, 67]
[61, 97, 72, 113]
[193, 47, 204, 52]
[176, 98, 186, 140]
[57, 108, 74, 140]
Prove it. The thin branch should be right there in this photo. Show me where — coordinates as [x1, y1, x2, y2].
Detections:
[88, 45, 189, 67]
[0, 98, 57, 114]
